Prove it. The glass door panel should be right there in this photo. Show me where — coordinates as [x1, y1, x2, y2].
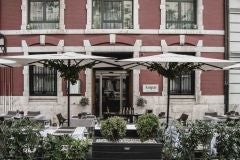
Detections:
[95, 72, 128, 117]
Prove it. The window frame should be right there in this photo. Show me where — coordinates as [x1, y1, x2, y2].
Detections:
[27, 0, 60, 29]
[92, 0, 134, 29]
[170, 71, 195, 95]
[169, 52, 196, 96]
[160, 0, 204, 31]
[166, 0, 197, 29]
[29, 52, 57, 96]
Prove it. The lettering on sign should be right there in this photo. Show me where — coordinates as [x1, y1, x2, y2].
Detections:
[143, 84, 159, 93]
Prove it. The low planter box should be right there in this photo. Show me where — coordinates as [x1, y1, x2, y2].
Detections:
[92, 139, 162, 160]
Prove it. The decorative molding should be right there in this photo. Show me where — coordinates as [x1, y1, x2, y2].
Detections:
[40, 35, 45, 45]
[4, 45, 225, 53]
[86, 0, 92, 30]
[22, 40, 64, 103]
[0, 29, 225, 35]
[161, 40, 206, 102]
[134, 0, 140, 29]
[133, 40, 142, 107]
[83, 40, 92, 107]
[179, 35, 185, 46]
[110, 34, 116, 44]
[160, 0, 166, 30]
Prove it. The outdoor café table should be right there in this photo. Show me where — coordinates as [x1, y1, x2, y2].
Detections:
[40, 127, 87, 140]
[203, 115, 227, 123]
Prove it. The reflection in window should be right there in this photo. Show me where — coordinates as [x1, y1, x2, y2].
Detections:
[166, 0, 196, 29]
[92, 0, 133, 29]
[28, 0, 60, 29]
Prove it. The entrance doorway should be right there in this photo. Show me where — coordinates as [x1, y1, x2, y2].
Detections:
[95, 71, 129, 117]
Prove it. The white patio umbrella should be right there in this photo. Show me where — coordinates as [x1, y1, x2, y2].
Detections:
[4, 52, 119, 126]
[0, 59, 16, 67]
[119, 53, 236, 128]
[224, 63, 240, 70]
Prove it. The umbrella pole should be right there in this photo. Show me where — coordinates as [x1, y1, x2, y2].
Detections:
[67, 60, 70, 127]
[166, 77, 170, 129]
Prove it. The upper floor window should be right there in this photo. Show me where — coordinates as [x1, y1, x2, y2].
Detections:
[28, 0, 60, 29]
[166, 0, 197, 29]
[92, 0, 133, 29]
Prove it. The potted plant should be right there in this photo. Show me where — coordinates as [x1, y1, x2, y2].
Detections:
[100, 116, 126, 142]
[80, 97, 89, 107]
[136, 113, 160, 142]
[136, 97, 147, 107]
[92, 115, 163, 159]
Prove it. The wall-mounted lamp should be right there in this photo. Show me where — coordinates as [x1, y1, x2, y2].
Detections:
[0, 33, 7, 54]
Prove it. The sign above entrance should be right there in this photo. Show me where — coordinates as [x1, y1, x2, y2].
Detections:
[143, 84, 159, 93]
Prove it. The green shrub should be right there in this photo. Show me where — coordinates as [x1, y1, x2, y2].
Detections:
[0, 118, 43, 159]
[215, 122, 240, 160]
[0, 119, 90, 160]
[136, 113, 160, 142]
[101, 116, 126, 141]
[41, 134, 90, 160]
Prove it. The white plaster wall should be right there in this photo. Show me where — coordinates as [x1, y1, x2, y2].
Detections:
[0, 95, 225, 123]
[229, 0, 240, 111]
[0, 96, 91, 124]
[125, 95, 224, 121]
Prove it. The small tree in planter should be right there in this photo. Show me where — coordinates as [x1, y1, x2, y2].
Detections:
[136, 113, 160, 142]
[136, 97, 147, 107]
[80, 97, 89, 107]
[101, 116, 126, 142]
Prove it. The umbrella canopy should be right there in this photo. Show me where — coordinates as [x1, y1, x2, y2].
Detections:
[120, 53, 236, 70]
[0, 59, 16, 67]
[3, 52, 118, 126]
[119, 53, 236, 128]
[224, 63, 240, 70]
[3, 52, 116, 68]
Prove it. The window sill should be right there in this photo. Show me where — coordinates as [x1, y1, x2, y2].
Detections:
[85, 29, 139, 34]
[29, 96, 57, 103]
[158, 29, 224, 35]
[20, 29, 66, 34]
[170, 95, 195, 99]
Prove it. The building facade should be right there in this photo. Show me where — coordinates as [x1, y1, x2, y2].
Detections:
[0, 0, 226, 123]
[228, 0, 240, 112]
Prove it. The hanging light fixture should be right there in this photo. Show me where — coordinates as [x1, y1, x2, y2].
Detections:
[0, 33, 7, 54]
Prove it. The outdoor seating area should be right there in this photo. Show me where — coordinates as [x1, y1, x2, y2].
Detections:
[203, 111, 240, 123]
[0, 110, 51, 127]
[1, 110, 240, 159]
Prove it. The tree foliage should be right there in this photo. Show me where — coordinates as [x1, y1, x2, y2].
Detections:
[44, 60, 97, 85]
[147, 62, 202, 79]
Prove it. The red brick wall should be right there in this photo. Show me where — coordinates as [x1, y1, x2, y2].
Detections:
[203, 0, 224, 30]
[65, 0, 87, 29]
[1, 0, 22, 30]
[139, 53, 163, 96]
[139, 0, 160, 29]
[0, 0, 226, 97]
[201, 53, 224, 95]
